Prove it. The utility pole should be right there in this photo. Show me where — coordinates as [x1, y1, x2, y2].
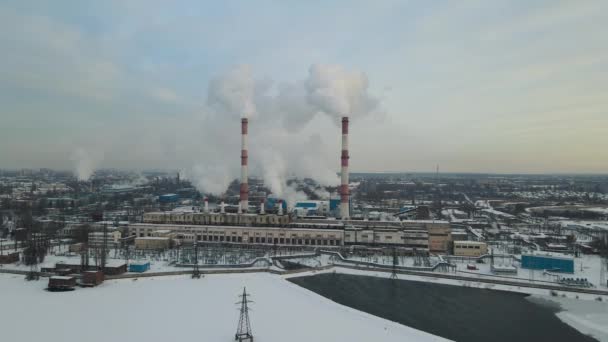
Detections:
[100, 223, 108, 271]
[390, 247, 398, 279]
[235, 287, 254, 342]
[192, 241, 201, 279]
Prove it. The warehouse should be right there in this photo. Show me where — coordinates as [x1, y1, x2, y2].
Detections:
[521, 253, 574, 273]
[129, 223, 344, 247]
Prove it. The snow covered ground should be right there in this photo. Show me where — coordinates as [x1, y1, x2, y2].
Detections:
[529, 295, 608, 342]
[0, 273, 448, 342]
[452, 254, 608, 289]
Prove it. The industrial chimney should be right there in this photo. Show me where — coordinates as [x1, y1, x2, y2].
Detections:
[204, 197, 209, 213]
[277, 199, 283, 216]
[220, 200, 226, 214]
[240, 118, 249, 213]
[340, 117, 350, 219]
[260, 199, 265, 215]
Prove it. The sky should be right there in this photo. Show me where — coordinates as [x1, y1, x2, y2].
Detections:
[0, 0, 607, 182]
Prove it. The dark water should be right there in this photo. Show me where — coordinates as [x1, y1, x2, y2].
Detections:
[289, 274, 597, 342]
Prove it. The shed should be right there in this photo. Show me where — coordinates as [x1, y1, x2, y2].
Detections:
[129, 261, 151, 273]
[82, 270, 105, 286]
[48, 276, 76, 291]
[103, 261, 127, 275]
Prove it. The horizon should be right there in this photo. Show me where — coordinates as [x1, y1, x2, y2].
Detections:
[1, 1, 607, 195]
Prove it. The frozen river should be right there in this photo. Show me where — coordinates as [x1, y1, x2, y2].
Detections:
[290, 273, 600, 342]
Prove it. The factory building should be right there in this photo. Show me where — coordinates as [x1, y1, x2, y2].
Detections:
[293, 201, 330, 217]
[88, 230, 122, 248]
[130, 219, 451, 251]
[142, 211, 290, 226]
[428, 224, 452, 253]
[344, 228, 429, 249]
[129, 223, 344, 247]
[134, 236, 171, 250]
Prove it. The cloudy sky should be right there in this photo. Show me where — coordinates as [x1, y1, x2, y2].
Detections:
[1, 0, 607, 177]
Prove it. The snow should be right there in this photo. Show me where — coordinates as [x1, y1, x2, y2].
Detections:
[529, 295, 608, 342]
[0, 273, 448, 342]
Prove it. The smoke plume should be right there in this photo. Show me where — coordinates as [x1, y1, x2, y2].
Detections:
[70, 147, 103, 181]
[138, 64, 380, 200]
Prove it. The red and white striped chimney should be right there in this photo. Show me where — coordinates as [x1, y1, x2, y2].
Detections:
[240, 118, 249, 212]
[340, 117, 350, 219]
[203, 197, 209, 213]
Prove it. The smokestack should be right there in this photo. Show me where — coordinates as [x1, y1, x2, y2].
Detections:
[340, 117, 350, 219]
[260, 199, 265, 215]
[240, 118, 249, 213]
[204, 197, 209, 213]
[278, 199, 283, 216]
[220, 201, 225, 214]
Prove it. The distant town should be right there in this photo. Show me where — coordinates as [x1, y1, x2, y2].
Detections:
[0, 167, 606, 291]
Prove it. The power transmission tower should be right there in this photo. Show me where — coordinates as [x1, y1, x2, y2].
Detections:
[192, 241, 201, 279]
[100, 223, 108, 271]
[390, 247, 398, 279]
[235, 287, 254, 342]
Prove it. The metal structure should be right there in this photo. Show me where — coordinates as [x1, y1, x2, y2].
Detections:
[24, 232, 48, 281]
[340, 116, 350, 219]
[192, 241, 201, 279]
[390, 247, 398, 279]
[240, 118, 249, 212]
[235, 287, 254, 342]
[100, 223, 108, 270]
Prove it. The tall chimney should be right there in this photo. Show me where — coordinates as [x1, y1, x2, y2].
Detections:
[240, 118, 249, 213]
[260, 199, 266, 214]
[340, 117, 350, 219]
[278, 199, 283, 216]
[220, 201, 225, 214]
[203, 197, 209, 213]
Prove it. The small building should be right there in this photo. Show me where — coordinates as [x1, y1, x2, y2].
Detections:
[135, 237, 171, 250]
[453, 241, 488, 257]
[0, 251, 20, 264]
[129, 261, 151, 273]
[103, 261, 128, 275]
[48, 276, 76, 291]
[491, 264, 518, 274]
[521, 254, 574, 273]
[69, 242, 84, 253]
[82, 270, 105, 286]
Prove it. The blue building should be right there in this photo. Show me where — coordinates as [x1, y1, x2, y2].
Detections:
[265, 197, 286, 210]
[129, 261, 151, 273]
[521, 254, 574, 273]
[159, 193, 179, 203]
[329, 198, 340, 211]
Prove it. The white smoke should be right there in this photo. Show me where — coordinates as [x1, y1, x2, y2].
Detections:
[192, 64, 380, 198]
[70, 147, 103, 181]
[183, 164, 234, 196]
[305, 64, 379, 119]
[207, 65, 256, 118]
[282, 184, 309, 209]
